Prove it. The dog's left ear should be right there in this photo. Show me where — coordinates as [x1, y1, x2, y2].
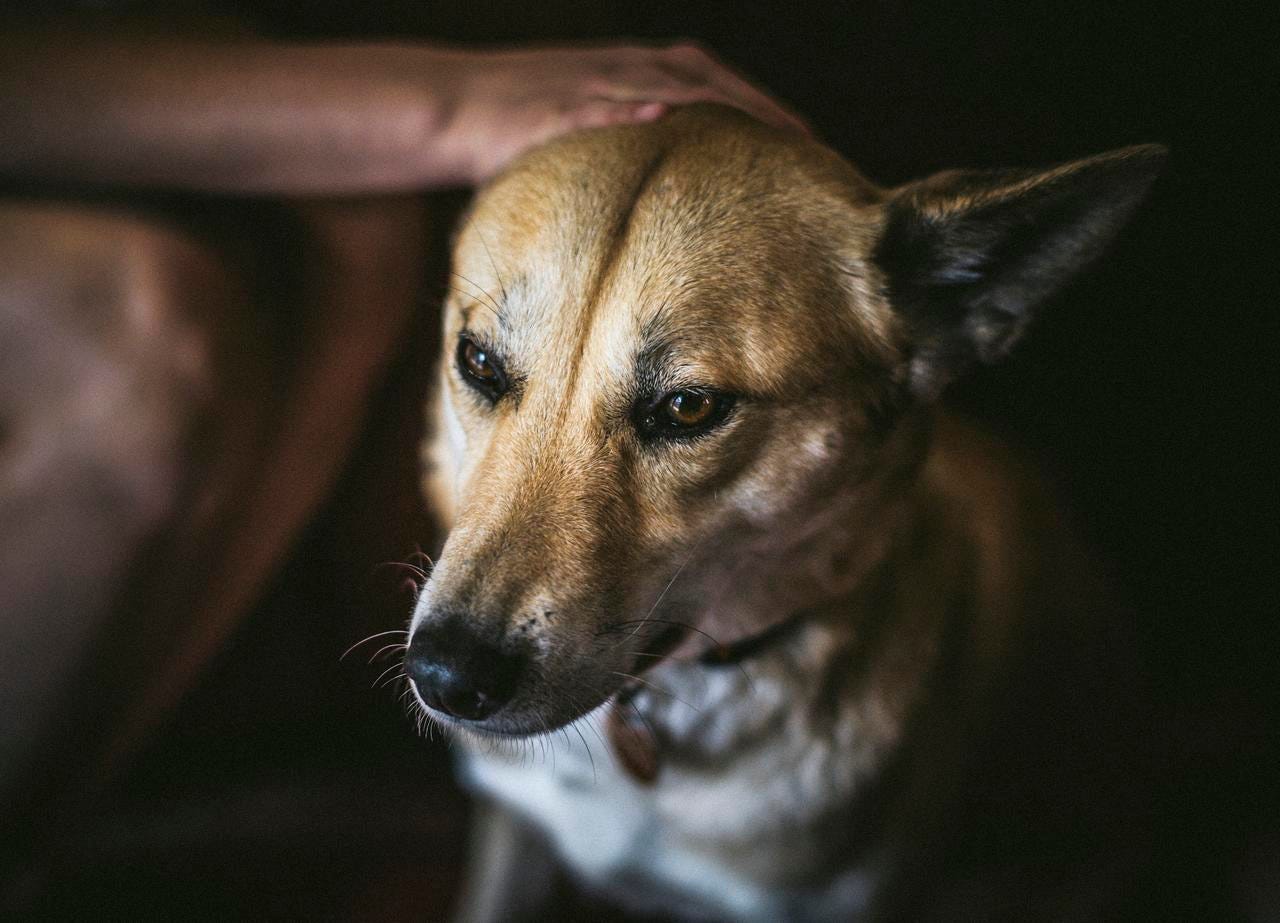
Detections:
[874, 144, 1166, 396]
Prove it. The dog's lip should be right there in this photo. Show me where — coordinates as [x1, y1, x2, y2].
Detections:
[405, 681, 520, 735]
[449, 719, 530, 738]
[410, 679, 608, 738]
[416, 699, 541, 738]
[414, 681, 645, 740]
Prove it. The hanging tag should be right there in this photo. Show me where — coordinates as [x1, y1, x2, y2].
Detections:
[606, 703, 660, 785]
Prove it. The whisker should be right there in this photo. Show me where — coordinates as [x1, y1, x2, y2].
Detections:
[585, 711, 612, 756]
[599, 618, 725, 650]
[443, 283, 501, 324]
[628, 542, 701, 640]
[563, 688, 613, 761]
[377, 670, 407, 690]
[450, 273, 503, 320]
[626, 698, 659, 743]
[536, 716, 557, 771]
[368, 642, 409, 664]
[446, 272, 495, 307]
[372, 662, 402, 689]
[376, 560, 428, 581]
[340, 629, 409, 662]
[404, 685, 446, 744]
[611, 671, 703, 714]
[605, 616, 759, 698]
[475, 226, 510, 304]
[570, 721, 597, 784]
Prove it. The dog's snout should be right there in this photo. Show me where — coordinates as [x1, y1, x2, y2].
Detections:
[406, 620, 522, 722]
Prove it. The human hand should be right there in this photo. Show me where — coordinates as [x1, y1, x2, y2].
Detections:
[428, 42, 810, 184]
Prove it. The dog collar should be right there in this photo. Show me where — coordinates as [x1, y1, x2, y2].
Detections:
[698, 613, 804, 666]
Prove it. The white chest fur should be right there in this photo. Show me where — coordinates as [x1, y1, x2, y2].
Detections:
[458, 638, 898, 921]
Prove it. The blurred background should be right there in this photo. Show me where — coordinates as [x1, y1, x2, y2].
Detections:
[1, 1, 1273, 919]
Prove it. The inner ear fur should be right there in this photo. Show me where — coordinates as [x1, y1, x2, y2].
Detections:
[874, 143, 1167, 396]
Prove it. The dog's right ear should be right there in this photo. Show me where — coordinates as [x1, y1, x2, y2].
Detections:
[874, 144, 1166, 396]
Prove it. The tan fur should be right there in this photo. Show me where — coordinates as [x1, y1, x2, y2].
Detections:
[421, 109, 903, 682]
[410, 105, 1153, 920]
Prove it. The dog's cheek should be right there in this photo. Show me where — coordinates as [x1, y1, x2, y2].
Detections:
[441, 388, 469, 472]
[689, 417, 874, 621]
[727, 421, 845, 524]
[421, 381, 463, 526]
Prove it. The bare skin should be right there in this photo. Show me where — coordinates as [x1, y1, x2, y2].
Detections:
[0, 33, 808, 193]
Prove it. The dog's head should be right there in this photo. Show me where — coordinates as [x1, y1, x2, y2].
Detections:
[406, 105, 1163, 736]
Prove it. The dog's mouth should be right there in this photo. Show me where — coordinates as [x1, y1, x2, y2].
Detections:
[413, 573, 743, 740]
[409, 680, 628, 741]
[409, 618, 808, 755]
[408, 619, 698, 739]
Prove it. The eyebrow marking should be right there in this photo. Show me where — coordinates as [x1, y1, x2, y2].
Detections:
[632, 316, 679, 398]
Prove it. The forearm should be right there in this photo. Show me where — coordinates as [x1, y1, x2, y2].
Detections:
[0, 34, 470, 194]
[1, 33, 808, 195]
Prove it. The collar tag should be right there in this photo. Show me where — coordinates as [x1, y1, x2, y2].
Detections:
[606, 703, 660, 784]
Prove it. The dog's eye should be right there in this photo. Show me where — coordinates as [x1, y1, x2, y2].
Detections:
[457, 335, 508, 400]
[666, 391, 716, 427]
[637, 389, 734, 441]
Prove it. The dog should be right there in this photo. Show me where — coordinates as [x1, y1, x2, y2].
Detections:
[404, 104, 1164, 921]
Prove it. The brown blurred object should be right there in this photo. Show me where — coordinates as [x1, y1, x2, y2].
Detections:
[0, 188, 469, 916]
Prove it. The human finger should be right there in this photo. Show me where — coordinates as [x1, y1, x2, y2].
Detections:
[655, 42, 812, 135]
[568, 98, 670, 130]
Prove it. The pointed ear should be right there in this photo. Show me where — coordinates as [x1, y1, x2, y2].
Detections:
[874, 144, 1167, 396]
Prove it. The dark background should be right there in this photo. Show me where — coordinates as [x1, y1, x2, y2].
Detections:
[18, 1, 1275, 918]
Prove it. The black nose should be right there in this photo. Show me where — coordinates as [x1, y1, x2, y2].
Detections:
[405, 621, 522, 721]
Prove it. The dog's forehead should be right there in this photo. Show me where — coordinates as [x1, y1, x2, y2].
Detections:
[453, 107, 890, 394]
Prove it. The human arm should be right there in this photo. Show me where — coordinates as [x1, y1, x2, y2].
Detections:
[0, 33, 808, 194]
